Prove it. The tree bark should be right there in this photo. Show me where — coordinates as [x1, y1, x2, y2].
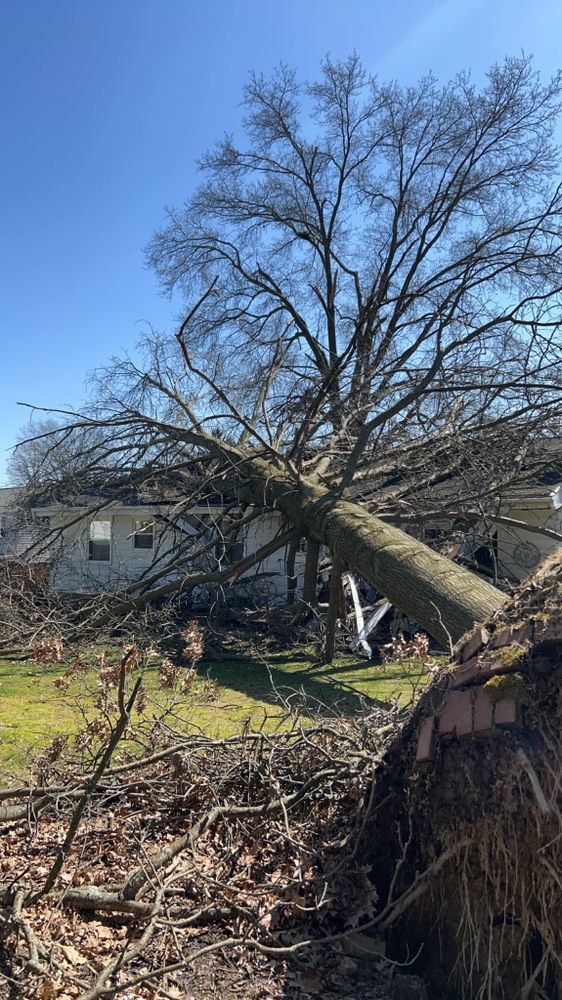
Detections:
[324, 555, 344, 663]
[236, 456, 507, 646]
[302, 538, 320, 608]
[285, 537, 299, 605]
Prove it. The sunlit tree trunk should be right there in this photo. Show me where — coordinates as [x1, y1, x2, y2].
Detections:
[238, 457, 506, 646]
[285, 536, 299, 605]
[323, 555, 345, 663]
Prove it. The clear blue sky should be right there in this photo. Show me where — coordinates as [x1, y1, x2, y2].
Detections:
[1, 0, 561, 483]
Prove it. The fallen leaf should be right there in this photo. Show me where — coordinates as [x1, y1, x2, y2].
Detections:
[60, 943, 85, 966]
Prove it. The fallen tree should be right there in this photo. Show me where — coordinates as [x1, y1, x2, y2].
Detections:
[72, 445, 506, 647]
[3, 421, 509, 652]
[223, 452, 507, 645]
[3, 52, 562, 1000]
[8, 52, 562, 654]
[1, 554, 560, 998]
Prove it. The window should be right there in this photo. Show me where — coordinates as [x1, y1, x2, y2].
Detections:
[215, 539, 245, 565]
[89, 519, 111, 562]
[473, 532, 498, 574]
[133, 520, 154, 550]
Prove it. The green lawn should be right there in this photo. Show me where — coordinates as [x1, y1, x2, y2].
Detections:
[0, 649, 431, 778]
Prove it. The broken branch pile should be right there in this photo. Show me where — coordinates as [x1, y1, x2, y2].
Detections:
[0, 654, 420, 1000]
[2, 554, 562, 998]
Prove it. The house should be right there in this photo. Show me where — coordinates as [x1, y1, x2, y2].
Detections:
[444, 476, 562, 581]
[347, 439, 562, 585]
[0, 485, 307, 602]
[0, 487, 25, 557]
[0, 486, 50, 587]
[406, 470, 562, 583]
[0, 487, 46, 568]
[1, 448, 561, 602]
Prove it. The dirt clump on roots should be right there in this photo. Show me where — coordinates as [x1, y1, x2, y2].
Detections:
[373, 552, 562, 999]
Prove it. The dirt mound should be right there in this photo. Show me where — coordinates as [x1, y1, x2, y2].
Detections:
[385, 553, 562, 998]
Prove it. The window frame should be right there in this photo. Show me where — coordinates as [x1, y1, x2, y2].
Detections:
[88, 518, 112, 563]
[133, 519, 155, 551]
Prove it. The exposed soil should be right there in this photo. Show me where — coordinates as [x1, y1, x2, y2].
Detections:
[371, 552, 562, 999]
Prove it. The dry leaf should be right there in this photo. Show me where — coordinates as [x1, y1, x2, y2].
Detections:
[91, 922, 115, 940]
[39, 980, 60, 1000]
[60, 943, 84, 966]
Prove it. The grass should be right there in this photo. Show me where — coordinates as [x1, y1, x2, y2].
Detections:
[0, 648, 432, 778]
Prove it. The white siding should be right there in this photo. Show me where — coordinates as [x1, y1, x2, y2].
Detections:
[242, 512, 307, 600]
[49, 512, 183, 593]
[46, 500, 562, 599]
[496, 505, 562, 581]
[47, 508, 305, 600]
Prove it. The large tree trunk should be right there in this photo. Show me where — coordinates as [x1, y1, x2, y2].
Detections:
[87, 451, 506, 646]
[236, 456, 506, 646]
[323, 555, 344, 663]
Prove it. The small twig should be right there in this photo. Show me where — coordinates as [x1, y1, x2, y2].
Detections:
[77, 889, 164, 1000]
[430, 601, 454, 657]
[11, 888, 46, 975]
[29, 654, 141, 903]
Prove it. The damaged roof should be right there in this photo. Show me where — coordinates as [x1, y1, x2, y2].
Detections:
[346, 438, 562, 512]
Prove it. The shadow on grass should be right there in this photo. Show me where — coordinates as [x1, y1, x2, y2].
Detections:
[270, 649, 394, 675]
[196, 653, 397, 718]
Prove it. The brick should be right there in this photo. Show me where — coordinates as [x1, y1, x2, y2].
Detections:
[490, 624, 531, 650]
[438, 690, 472, 736]
[473, 689, 494, 732]
[479, 656, 522, 681]
[494, 699, 518, 727]
[511, 624, 532, 646]
[455, 693, 474, 736]
[459, 627, 490, 663]
[438, 692, 461, 733]
[415, 715, 436, 763]
[451, 656, 480, 689]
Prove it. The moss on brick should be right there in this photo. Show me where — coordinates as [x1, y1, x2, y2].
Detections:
[483, 672, 528, 704]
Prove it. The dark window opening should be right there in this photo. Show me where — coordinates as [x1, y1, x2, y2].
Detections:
[134, 520, 154, 550]
[215, 539, 245, 565]
[472, 532, 498, 574]
[89, 520, 111, 562]
[425, 526, 449, 544]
